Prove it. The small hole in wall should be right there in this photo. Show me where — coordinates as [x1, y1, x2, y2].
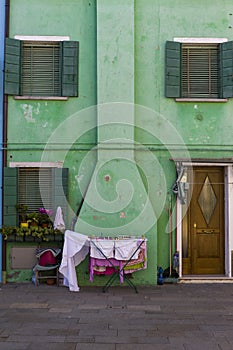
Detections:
[104, 175, 111, 182]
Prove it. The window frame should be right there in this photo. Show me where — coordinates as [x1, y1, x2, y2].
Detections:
[4, 35, 79, 100]
[166, 37, 229, 102]
[3, 163, 68, 227]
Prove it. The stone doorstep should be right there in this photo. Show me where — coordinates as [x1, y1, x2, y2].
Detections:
[179, 277, 233, 283]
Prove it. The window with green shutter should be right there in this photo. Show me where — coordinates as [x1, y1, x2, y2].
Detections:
[3, 167, 68, 226]
[4, 38, 79, 98]
[165, 40, 233, 100]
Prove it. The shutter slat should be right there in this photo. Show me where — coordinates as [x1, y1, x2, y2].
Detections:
[61, 41, 79, 97]
[165, 41, 181, 97]
[220, 41, 233, 98]
[3, 168, 18, 226]
[4, 38, 21, 95]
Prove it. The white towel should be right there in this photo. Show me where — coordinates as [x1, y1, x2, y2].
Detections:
[53, 206, 65, 231]
[114, 239, 140, 260]
[59, 230, 89, 292]
[90, 239, 115, 259]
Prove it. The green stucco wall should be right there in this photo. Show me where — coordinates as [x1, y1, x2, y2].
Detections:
[5, 0, 233, 284]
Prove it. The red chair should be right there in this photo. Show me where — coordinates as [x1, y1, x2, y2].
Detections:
[33, 248, 61, 286]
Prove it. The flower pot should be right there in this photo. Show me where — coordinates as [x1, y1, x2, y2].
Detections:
[25, 236, 35, 242]
[20, 222, 29, 228]
[5, 234, 16, 242]
[30, 222, 38, 227]
[46, 278, 55, 285]
[54, 234, 63, 242]
[15, 236, 24, 242]
[45, 234, 55, 242]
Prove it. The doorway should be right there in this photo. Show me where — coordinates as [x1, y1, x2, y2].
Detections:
[182, 166, 225, 275]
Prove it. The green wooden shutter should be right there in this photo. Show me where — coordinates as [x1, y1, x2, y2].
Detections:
[52, 168, 69, 226]
[165, 41, 181, 97]
[61, 41, 79, 97]
[220, 41, 233, 98]
[4, 38, 21, 95]
[3, 167, 18, 226]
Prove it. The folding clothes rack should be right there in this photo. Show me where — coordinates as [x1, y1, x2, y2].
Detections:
[89, 237, 147, 293]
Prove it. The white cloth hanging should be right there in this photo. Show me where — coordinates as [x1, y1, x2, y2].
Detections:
[53, 206, 65, 231]
[59, 230, 89, 292]
[114, 239, 139, 260]
[90, 239, 115, 259]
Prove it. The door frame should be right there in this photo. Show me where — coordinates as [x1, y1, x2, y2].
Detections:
[176, 162, 233, 278]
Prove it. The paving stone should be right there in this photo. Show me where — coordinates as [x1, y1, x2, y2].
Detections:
[28, 344, 76, 350]
[127, 304, 161, 311]
[116, 345, 172, 350]
[0, 343, 30, 350]
[10, 303, 48, 309]
[75, 345, 115, 350]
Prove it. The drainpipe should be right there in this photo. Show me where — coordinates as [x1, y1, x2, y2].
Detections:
[1, 0, 10, 284]
[0, 0, 5, 284]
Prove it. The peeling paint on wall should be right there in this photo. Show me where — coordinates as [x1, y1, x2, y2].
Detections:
[75, 174, 84, 183]
[20, 103, 41, 122]
[34, 103, 40, 115]
[20, 104, 36, 122]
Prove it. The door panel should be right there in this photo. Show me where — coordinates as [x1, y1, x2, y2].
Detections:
[188, 167, 224, 274]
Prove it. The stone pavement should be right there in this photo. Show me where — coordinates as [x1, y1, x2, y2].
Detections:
[0, 282, 233, 350]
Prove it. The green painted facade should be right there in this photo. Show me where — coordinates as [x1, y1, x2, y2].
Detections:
[4, 0, 233, 284]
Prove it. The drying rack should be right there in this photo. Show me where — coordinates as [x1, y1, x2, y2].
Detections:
[89, 236, 146, 293]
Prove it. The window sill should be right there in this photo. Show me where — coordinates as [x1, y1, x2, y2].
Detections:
[175, 98, 228, 102]
[14, 96, 68, 101]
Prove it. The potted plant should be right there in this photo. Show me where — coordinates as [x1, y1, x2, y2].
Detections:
[38, 208, 53, 228]
[0, 225, 64, 242]
[16, 203, 29, 228]
[26, 212, 40, 227]
[0, 207, 64, 242]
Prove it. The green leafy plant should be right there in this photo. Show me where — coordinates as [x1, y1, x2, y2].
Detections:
[0, 206, 63, 242]
[16, 203, 28, 223]
[26, 212, 40, 226]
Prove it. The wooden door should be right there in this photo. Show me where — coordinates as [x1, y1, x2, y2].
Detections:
[189, 167, 224, 274]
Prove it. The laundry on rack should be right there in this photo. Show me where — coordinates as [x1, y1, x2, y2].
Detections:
[123, 241, 147, 274]
[89, 238, 147, 284]
[90, 238, 115, 259]
[89, 257, 123, 282]
[59, 231, 147, 292]
[114, 238, 140, 260]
